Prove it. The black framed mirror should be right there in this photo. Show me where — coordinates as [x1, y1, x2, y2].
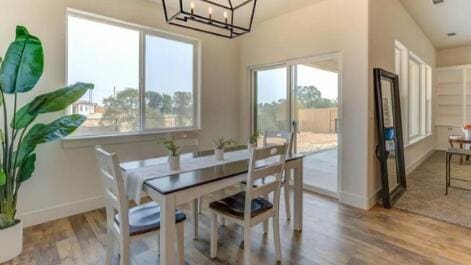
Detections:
[373, 68, 407, 209]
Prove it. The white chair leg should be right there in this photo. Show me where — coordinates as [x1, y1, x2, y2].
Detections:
[243, 226, 252, 265]
[105, 232, 113, 265]
[176, 222, 185, 265]
[119, 238, 130, 265]
[284, 170, 291, 221]
[198, 197, 203, 214]
[193, 199, 199, 239]
[210, 212, 218, 258]
[273, 215, 282, 262]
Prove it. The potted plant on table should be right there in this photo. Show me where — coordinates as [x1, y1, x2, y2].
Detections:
[158, 137, 181, 170]
[0, 26, 93, 263]
[248, 130, 261, 149]
[213, 137, 236, 161]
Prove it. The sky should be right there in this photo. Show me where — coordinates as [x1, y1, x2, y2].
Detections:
[67, 15, 193, 105]
[257, 64, 339, 104]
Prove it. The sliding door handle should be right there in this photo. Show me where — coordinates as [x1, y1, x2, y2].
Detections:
[335, 118, 340, 133]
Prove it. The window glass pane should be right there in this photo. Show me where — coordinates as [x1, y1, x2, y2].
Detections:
[145, 35, 194, 129]
[68, 15, 140, 136]
[408, 59, 420, 138]
[256, 68, 289, 133]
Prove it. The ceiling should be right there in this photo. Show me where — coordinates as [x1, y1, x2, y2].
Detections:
[399, 0, 471, 49]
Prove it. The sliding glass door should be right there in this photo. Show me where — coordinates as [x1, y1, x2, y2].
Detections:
[252, 55, 341, 197]
[254, 66, 290, 134]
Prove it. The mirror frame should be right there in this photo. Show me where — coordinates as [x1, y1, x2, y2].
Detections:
[373, 68, 407, 209]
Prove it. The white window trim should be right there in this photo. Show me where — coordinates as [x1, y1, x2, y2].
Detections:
[395, 40, 433, 147]
[65, 9, 201, 140]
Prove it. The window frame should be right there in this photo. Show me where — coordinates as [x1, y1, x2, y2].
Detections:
[394, 40, 432, 146]
[66, 9, 201, 139]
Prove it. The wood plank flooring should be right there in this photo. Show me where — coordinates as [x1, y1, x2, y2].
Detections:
[6, 191, 471, 265]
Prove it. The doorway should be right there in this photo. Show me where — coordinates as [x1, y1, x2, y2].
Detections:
[252, 53, 342, 198]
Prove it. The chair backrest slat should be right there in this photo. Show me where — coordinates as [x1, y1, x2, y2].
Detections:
[263, 130, 294, 154]
[95, 145, 129, 238]
[244, 144, 287, 221]
[251, 163, 284, 182]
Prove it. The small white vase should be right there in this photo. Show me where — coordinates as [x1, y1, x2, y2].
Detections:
[215, 148, 224, 161]
[168, 155, 180, 171]
[0, 220, 23, 263]
[248, 143, 257, 150]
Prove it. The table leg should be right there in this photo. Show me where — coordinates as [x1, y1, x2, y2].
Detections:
[193, 199, 199, 240]
[293, 159, 303, 231]
[160, 194, 177, 265]
[460, 143, 464, 165]
[445, 153, 451, 195]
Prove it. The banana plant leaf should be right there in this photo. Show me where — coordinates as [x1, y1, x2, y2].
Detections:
[0, 26, 43, 94]
[15, 114, 86, 166]
[18, 153, 36, 183]
[11, 82, 94, 129]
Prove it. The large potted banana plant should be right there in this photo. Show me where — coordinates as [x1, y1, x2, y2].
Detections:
[0, 26, 93, 262]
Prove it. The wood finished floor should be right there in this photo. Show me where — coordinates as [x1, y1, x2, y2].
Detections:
[6, 191, 471, 265]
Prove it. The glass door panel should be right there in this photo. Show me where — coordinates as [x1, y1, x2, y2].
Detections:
[255, 67, 289, 144]
[293, 60, 339, 195]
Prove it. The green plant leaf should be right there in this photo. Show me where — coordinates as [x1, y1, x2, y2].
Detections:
[0, 169, 6, 186]
[0, 26, 43, 94]
[11, 103, 34, 129]
[16, 114, 86, 165]
[11, 82, 93, 129]
[18, 153, 36, 183]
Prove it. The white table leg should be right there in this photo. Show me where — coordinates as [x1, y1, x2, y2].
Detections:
[160, 194, 177, 265]
[293, 159, 303, 231]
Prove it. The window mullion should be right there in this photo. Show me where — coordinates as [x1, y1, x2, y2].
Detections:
[139, 30, 146, 133]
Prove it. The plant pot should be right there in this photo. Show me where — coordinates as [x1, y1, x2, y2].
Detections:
[248, 143, 257, 150]
[215, 148, 224, 161]
[0, 220, 23, 263]
[168, 155, 180, 171]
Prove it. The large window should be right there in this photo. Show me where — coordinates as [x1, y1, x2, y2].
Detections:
[395, 41, 432, 145]
[67, 12, 198, 137]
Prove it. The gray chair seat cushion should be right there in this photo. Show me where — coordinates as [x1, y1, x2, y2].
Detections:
[115, 201, 186, 236]
[209, 191, 273, 219]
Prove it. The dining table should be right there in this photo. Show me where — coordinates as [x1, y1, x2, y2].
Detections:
[121, 146, 305, 265]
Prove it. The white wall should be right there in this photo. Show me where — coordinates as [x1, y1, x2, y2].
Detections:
[238, 0, 371, 208]
[0, 0, 240, 227]
[368, 0, 437, 200]
[437, 45, 471, 67]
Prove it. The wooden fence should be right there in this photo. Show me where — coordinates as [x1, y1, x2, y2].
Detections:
[297, 108, 338, 133]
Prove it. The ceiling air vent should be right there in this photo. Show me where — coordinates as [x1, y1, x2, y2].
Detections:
[432, 0, 444, 4]
[447, 32, 457, 37]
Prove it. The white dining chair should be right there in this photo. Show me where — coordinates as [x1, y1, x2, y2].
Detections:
[263, 130, 294, 221]
[95, 146, 186, 265]
[209, 144, 287, 265]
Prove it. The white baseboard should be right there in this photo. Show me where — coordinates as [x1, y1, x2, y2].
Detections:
[339, 191, 370, 209]
[17, 196, 104, 228]
[406, 147, 435, 175]
[303, 185, 339, 199]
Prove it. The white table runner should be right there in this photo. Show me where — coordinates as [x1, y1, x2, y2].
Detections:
[124, 150, 250, 204]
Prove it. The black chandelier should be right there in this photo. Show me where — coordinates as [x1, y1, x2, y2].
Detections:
[161, 0, 258, 38]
